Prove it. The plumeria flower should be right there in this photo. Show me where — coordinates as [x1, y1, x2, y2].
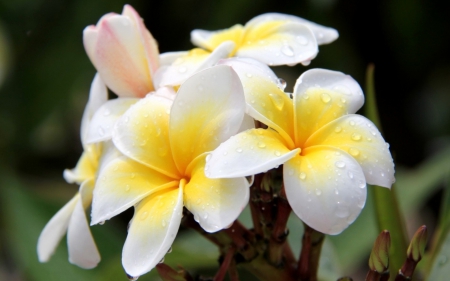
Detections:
[205, 58, 395, 235]
[37, 74, 108, 268]
[191, 13, 338, 66]
[91, 65, 250, 278]
[83, 4, 159, 98]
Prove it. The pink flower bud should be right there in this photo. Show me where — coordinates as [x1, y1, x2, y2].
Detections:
[83, 5, 159, 98]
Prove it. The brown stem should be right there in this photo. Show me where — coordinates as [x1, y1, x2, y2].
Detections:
[224, 220, 256, 260]
[228, 258, 240, 281]
[365, 271, 390, 281]
[297, 224, 325, 281]
[268, 188, 292, 266]
[394, 257, 417, 281]
[214, 246, 236, 281]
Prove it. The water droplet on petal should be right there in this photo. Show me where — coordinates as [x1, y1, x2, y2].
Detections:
[140, 211, 148, 220]
[125, 185, 130, 191]
[246, 73, 253, 78]
[269, 93, 285, 110]
[236, 148, 243, 153]
[103, 109, 111, 116]
[206, 154, 212, 162]
[315, 189, 322, 196]
[349, 120, 356, 126]
[178, 66, 187, 73]
[334, 126, 342, 133]
[351, 133, 362, 141]
[320, 93, 331, 103]
[257, 142, 266, 148]
[299, 172, 306, 180]
[274, 151, 281, 156]
[358, 181, 366, 188]
[162, 219, 166, 227]
[335, 161, 346, 168]
[349, 147, 360, 156]
[98, 127, 105, 136]
[281, 45, 294, 57]
[99, 221, 105, 225]
[127, 274, 139, 281]
[296, 35, 309, 45]
[347, 171, 354, 179]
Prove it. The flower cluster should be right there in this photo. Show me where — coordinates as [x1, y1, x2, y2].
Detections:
[37, 5, 394, 279]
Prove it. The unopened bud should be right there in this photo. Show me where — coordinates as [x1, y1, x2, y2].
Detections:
[406, 225, 427, 262]
[369, 230, 391, 273]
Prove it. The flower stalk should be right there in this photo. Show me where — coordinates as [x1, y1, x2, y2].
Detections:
[297, 224, 325, 281]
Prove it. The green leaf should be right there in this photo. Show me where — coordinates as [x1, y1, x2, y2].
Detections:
[427, 229, 450, 281]
[364, 64, 408, 279]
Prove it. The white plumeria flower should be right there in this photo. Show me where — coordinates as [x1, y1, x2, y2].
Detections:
[206, 58, 395, 235]
[91, 65, 250, 278]
[37, 74, 108, 268]
[83, 5, 160, 98]
[191, 13, 338, 66]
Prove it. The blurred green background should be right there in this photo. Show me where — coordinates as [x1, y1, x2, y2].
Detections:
[1, 0, 449, 280]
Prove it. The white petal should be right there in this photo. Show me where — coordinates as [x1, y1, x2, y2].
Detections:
[283, 146, 367, 235]
[37, 194, 78, 262]
[122, 185, 183, 278]
[306, 114, 395, 188]
[237, 22, 318, 66]
[246, 13, 339, 45]
[81, 73, 108, 145]
[158, 42, 235, 87]
[294, 68, 364, 114]
[185, 158, 249, 232]
[159, 51, 188, 66]
[206, 128, 300, 178]
[86, 98, 139, 144]
[237, 113, 255, 133]
[67, 180, 100, 269]
[91, 155, 175, 225]
[170, 65, 245, 172]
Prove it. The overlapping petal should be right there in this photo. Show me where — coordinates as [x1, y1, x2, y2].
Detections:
[184, 156, 249, 232]
[63, 144, 101, 184]
[83, 5, 159, 97]
[113, 94, 179, 178]
[305, 114, 395, 188]
[206, 128, 299, 178]
[123, 186, 183, 278]
[246, 13, 339, 45]
[284, 146, 367, 234]
[67, 179, 100, 269]
[37, 194, 79, 262]
[219, 58, 295, 145]
[86, 98, 139, 144]
[91, 155, 177, 225]
[293, 69, 364, 147]
[169, 65, 245, 172]
[80, 73, 108, 145]
[156, 41, 235, 87]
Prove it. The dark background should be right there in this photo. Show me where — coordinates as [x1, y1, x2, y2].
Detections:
[0, 0, 449, 280]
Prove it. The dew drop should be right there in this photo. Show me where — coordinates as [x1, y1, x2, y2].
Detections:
[358, 181, 366, 189]
[257, 142, 266, 148]
[274, 151, 281, 156]
[125, 185, 130, 192]
[197, 85, 204, 92]
[281, 45, 295, 57]
[335, 207, 350, 218]
[335, 161, 346, 168]
[103, 109, 111, 116]
[98, 127, 105, 136]
[178, 66, 187, 73]
[162, 219, 166, 227]
[349, 147, 360, 156]
[347, 171, 354, 179]
[140, 211, 148, 220]
[301, 60, 311, 66]
[206, 154, 212, 162]
[131, 173, 136, 179]
[99, 221, 105, 225]
[246, 73, 253, 78]
[351, 133, 362, 141]
[288, 170, 294, 176]
[320, 93, 331, 103]
[302, 94, 310, 100]
[269, 93, 285, 110]
[236, 148, 243, 153]
[223, 151, 228, 156]
[299, 172, 306, 180]
[167, 247, 173, 253]
[296, 35, 309, 45]
[315, 189, 322, 196]
[349, 120, 355, 126]
[127, 274, 139, 281]
[334, 126, 342, 133]
[438, 255, 448, 266]
[277, 78, 287, 91]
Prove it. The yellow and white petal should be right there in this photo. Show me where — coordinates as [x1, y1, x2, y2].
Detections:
[91, 156, 176, 225]
[63, 146, 99, 185]
[170, 65, 245, 173]
[86, 98, 139, 144]
[113, 94, 179, 178]
[245, 13, 338, 45]
[151, 86, 177, 102]
[83, 14, 153, 98]
[157, 42, 235, 87]
[237, 22, 318, 66]
[284, 146, 367, 235]
[219, 58, 295, 145]
[80, 73, 108, 146]
[185, 156, 249, 232]
[37, 194, 79, 262]
[206, 128, 299, 178]
[67, 179, 100, 269]
[191, 24, 244, 54]
[122, 5, 160, 77]
[293, 69, 364, 147]
[159, 51, 188, 66]
[237, 113, 256, 133]
[305, 114, 395, 188]
[122, 186, 183, 278]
